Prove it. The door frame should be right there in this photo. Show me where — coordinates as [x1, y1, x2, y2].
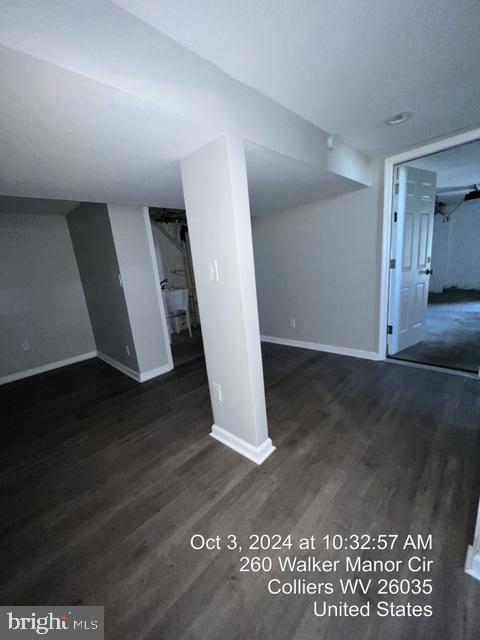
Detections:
[378, 126, 480, 360]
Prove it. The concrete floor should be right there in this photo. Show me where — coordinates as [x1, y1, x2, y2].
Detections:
[392, 289, 480, 373]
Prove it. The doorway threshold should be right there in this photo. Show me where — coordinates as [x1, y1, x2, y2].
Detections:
[385, 356, 480, 380]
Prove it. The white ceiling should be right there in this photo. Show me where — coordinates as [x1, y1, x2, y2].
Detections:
[0, 45, 201, 208]
[0, 38, 359, 213]
[1, 0, 478, 215]
[114, 0, 480, 156]
[6, 138, 475, 217]
[407, 138, 480, 194]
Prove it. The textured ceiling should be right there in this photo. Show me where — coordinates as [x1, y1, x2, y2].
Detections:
[0, 0, 368, 211]
[1, 0, 478, 214]
[0, 21, 365, 212]
[113, 0, 480, 156]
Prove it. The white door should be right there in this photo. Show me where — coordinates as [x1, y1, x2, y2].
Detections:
[388, 165, 437, 355]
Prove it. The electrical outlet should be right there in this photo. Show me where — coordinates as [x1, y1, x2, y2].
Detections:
[212, 382, 223, 402]
[289, 318, 296, 328]
[208, 260, 220, 283]
[22, 339, 31, 352]
[125, 344, 130, 356]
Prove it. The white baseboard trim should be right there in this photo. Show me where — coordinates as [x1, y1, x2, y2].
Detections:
[210, 424, 275, 465]
[139, 363, 174, 381]
[0, 351, 97, 386]
[260, 335, 381, 361]
[97, 352, 173, 382]
[96, 351, 141, 381]
[1, 351, 174, 387]
[465, 546, 480, 581]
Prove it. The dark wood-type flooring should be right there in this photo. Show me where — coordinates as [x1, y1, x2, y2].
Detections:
[171, 327, 204, 366]
[1, 344, 479, 639]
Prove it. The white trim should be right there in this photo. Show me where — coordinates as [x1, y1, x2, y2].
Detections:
[385, 357, 480, 379]
[1, 351, 173, 387]
[97, 351, 173, 382]
[139, 362, 174, 381]
[261, 335, 381, 361]
[210, 424, 275, 465]
[96, 351, 141, 381]
[142, 206, 174, 370]
[0, 351, 97, 386]
[465, 498, 480, 581]
[379, 126, 480, 359]
[465, 546, 480, 581]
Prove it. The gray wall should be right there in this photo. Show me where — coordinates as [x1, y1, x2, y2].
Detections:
[252, 161, 383, 354]
[431, 200, 480, 292]
[0, 212, 95, 379]
[68, 203, 139, 371]
[107, 205, 172, 374]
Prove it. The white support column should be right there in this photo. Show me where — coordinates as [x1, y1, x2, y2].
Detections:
[465, 498, 480, 581]
[181, 133, 274, 464]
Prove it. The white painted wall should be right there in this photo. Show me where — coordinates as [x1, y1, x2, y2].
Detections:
[181, 134, 273, 463]
[430, 200, 480, 292]
[252, 161, 383, 357]
[107, 205, 173, 376]
[0, 213, 95, 381]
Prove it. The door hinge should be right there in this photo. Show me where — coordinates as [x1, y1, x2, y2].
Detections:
[389, 258, 396, 269]
[393, 211, 398, 222]
[387, 325, 393, 335]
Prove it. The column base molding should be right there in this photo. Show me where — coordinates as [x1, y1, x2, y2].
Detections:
[210, 424, 275, 465]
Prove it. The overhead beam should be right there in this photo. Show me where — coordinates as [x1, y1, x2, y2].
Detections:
[0, 0, 370, 186]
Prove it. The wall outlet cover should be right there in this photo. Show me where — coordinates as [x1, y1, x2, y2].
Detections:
[212, 382, 223, 402]
[208, 260, 220, 283]
[289, 318, 296, 328]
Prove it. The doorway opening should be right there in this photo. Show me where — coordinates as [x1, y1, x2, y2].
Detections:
[385, 137, 480, 374]
[150, 207, 204, 366]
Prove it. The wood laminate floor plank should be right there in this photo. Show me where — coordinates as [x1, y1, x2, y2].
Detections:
[0, 345, 479, 639]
